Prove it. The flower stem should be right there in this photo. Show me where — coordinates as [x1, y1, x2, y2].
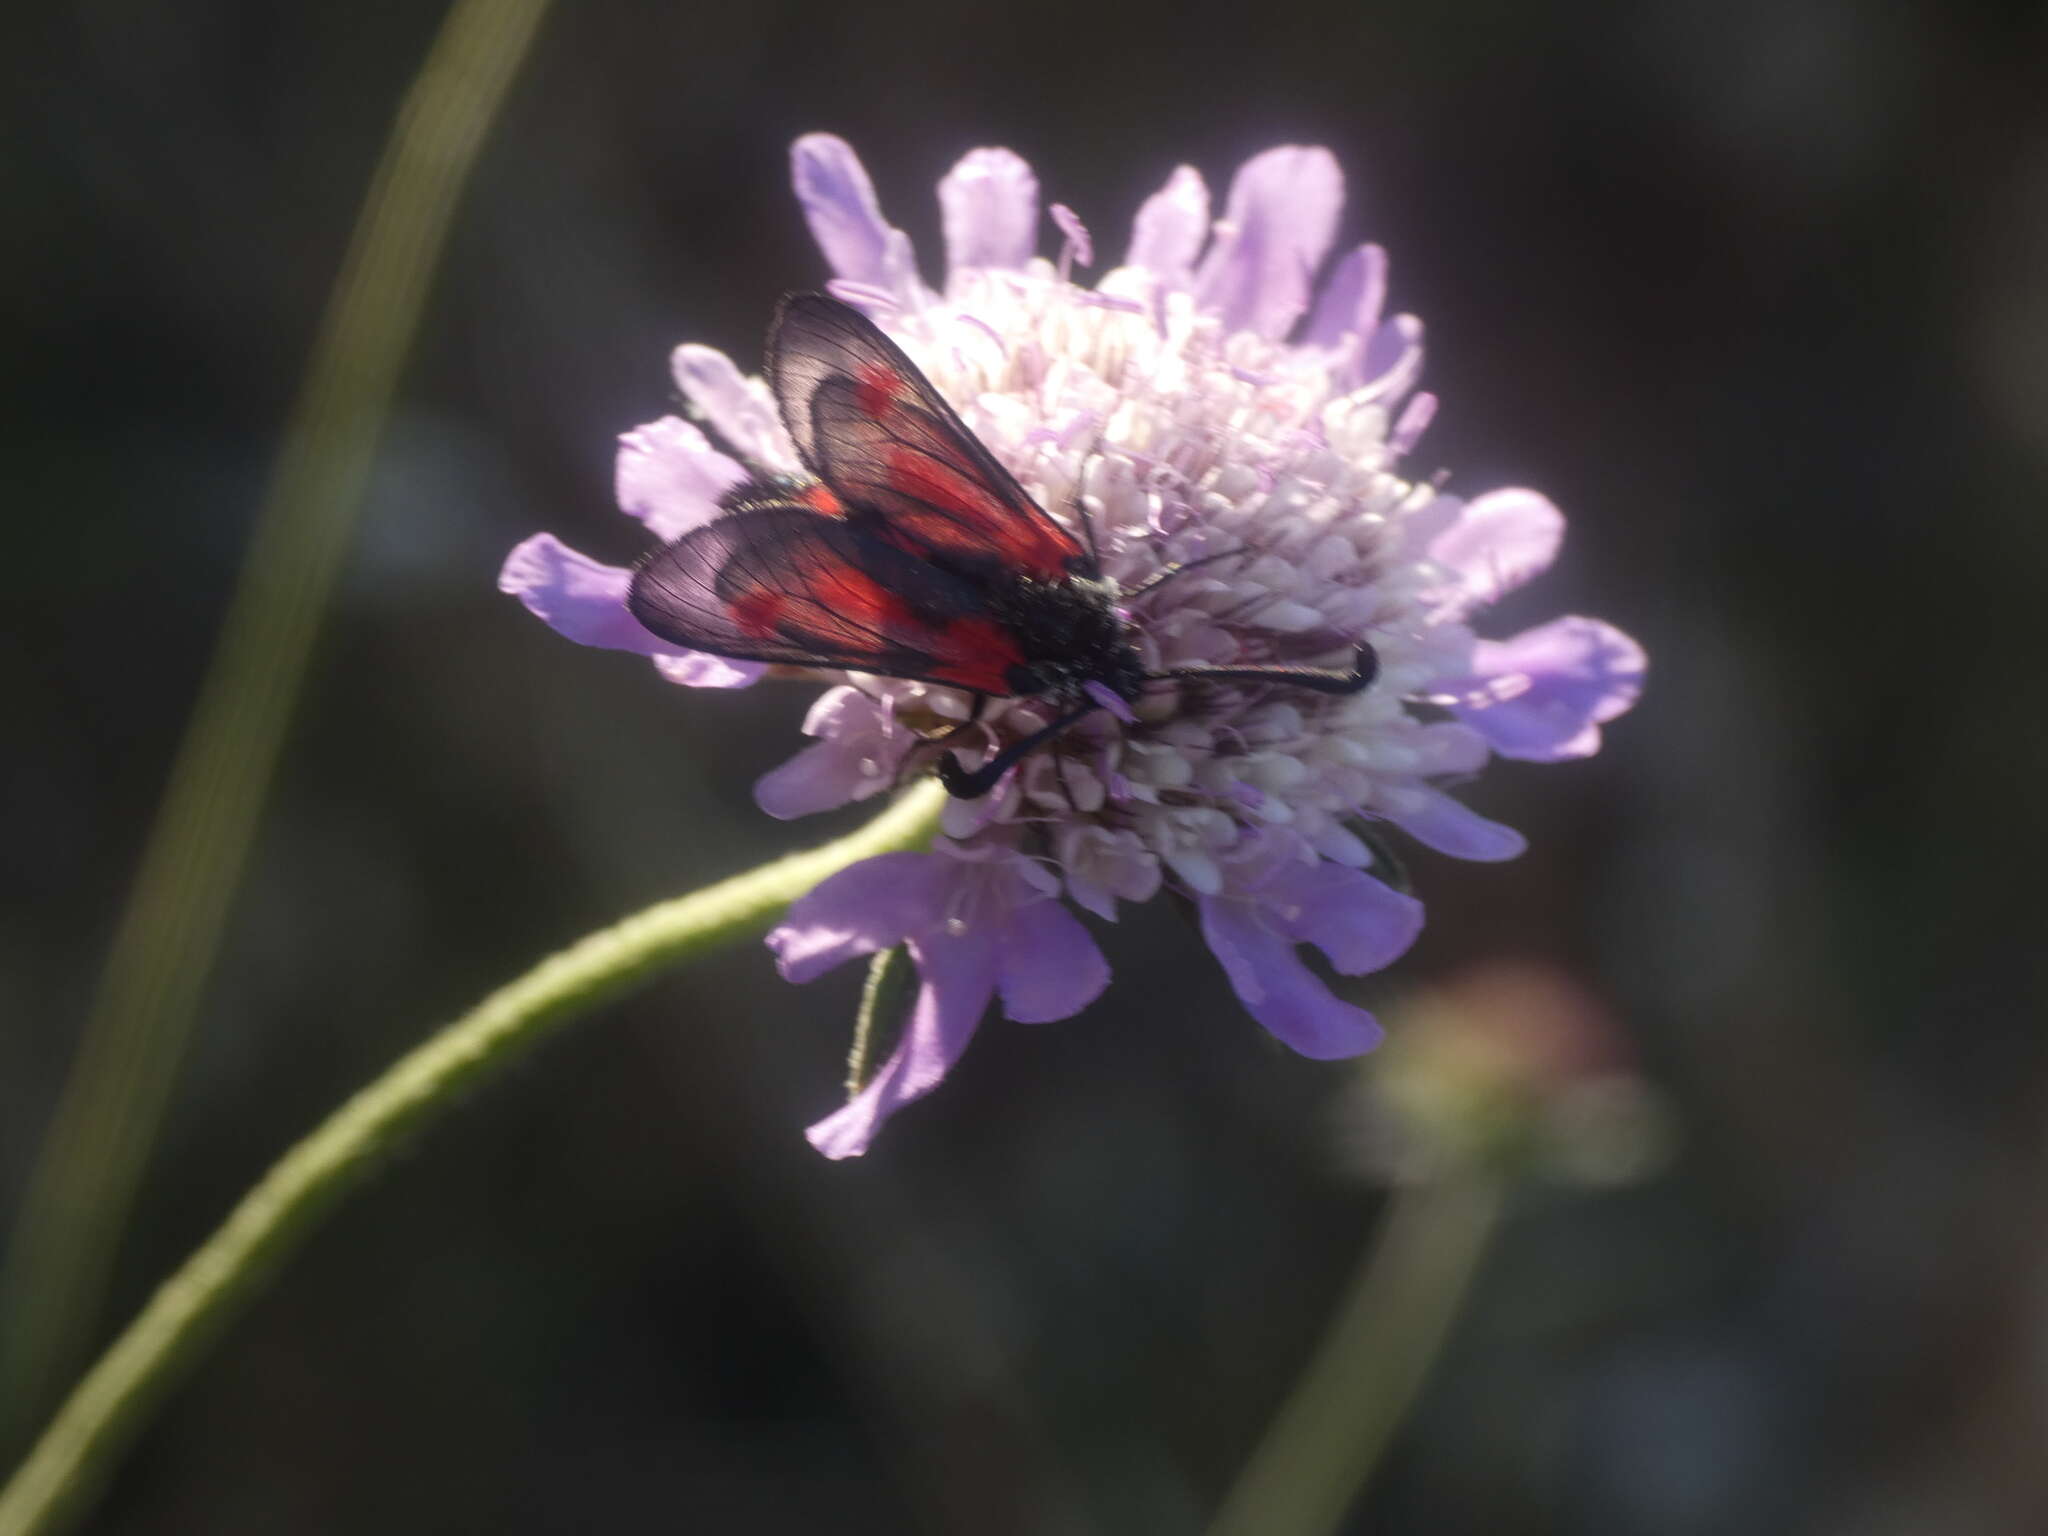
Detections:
[847, 946, 912, 1097]
[0, 0, 554, 1446]
[0, 783, 947, 1536]
[1204, 1173, 1506, 1536]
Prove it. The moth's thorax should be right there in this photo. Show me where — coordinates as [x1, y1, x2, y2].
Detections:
[994, 575, 1145, 702]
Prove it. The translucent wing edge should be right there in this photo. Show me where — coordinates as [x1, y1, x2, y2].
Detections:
[765, 293, 1087, 568]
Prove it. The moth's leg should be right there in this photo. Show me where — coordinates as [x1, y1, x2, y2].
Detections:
[929, 690, 990, 747]
[938, 703, 1098, 800]
[1121, 547, 1246, 602]
[1052, 742, 1079, 813]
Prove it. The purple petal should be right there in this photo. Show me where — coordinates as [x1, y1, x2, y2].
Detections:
[1390, 392, 1437, 455]
[1429, 489, 1564, 611]
[668, 348, 794, 470]
[1358, 313, 1425, 400]
[1303, 242, 1387, 350]
[821, 279, 907, 321]
[1261, 861, 1424, 975]
[938, 147, 1039, 274]
[754, 742, 864, 817]
[499, 535, 674, 655]
[1453, 616, 1646, 761]
[1124, 165, 1210, 285]
[1198, 895, 1384, 1059]
[1412, 720, 1491, 776]
[754, 740, 875, 818]
[753, 688, 906, 818]
[795, 682, 886, 739]
[651, 653, 762, 689]
[767, 852, 952, 983]
[1063, 871, 1117, 923]
[1057, 826, 1159, 921]
[790, 134, 921, 301]
[615, 418, 748, 542]
[790, 133, 892, 281]
[1194, 146, 1344, 339]
[806, 928, 998, 1159]
[995, 899, 1110, 1023]
[501, 531, 760, 687]
[1384, 788, 1527, 863]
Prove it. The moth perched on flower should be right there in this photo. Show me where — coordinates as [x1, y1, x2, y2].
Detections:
[624, 292, 1378, 799]
[502, 135, 1645, 1157]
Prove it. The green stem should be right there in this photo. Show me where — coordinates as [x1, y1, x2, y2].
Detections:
[0, 0, 554, 1442]
[0, 783, 947, 1536]
[1205, 1173, 1506, 1536]
[848, 946, 912, 1097]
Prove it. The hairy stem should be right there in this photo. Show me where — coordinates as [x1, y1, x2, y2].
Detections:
[848, 946, 913, 1097]
[0, 0, 554, 1443]
[0, 783, 947, 1536]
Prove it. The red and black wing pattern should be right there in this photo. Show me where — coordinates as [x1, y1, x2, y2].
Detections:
[627, 504, 1026, 694]
[767, 293, 1087, 583]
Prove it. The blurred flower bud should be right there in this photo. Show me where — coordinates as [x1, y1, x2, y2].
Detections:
[1340, 959, 1677, 1185]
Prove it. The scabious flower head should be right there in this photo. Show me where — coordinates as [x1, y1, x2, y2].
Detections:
[501, 135, 1646, 1158]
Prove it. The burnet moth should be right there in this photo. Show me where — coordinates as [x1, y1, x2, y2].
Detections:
[627, 293, 1379, 798]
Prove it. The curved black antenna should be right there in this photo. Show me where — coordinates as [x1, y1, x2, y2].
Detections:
[936, 703, 1100, 799]
[1146, 643, 1379, 697]
[1059, 421, 1109, 571]
[1119, 545, 1250, 602]
[1072, 491, 1103, 571]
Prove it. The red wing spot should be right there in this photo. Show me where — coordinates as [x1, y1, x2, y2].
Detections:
[881, 446, 1071, 581]
[744, 559, 1027, 692]
[731, 590, 786, 638]
[817, 568, 915, 636]
[855, 363, 905, 419]
[922, 615, 1026, 694]
[937, 614, 1019, 684]
[798, 482, 848, 515]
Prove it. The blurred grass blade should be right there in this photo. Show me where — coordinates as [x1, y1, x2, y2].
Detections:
[0, 0, 553, 1446]
[1205, 1174, 1504, 1536]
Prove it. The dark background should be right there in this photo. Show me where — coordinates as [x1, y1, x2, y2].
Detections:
[8, 0, 2048, 1531]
